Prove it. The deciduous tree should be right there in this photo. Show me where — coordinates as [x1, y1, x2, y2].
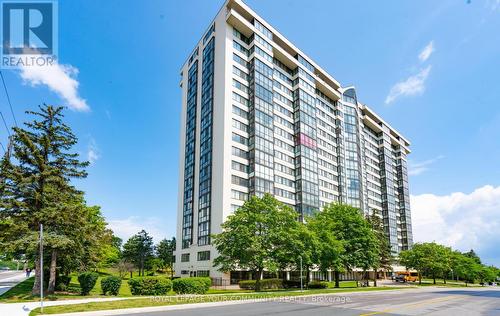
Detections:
[212, 194, 301, 291]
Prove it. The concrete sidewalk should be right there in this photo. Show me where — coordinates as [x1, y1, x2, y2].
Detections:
[0, 297, 135, 316]
[0, 271, 28, 296]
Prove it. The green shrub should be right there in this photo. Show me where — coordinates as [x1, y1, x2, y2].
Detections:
[239, 280, 256, 290]
[239, 278, 283, 290]
[283, 280, 301, 288]
[101, 276, 122, 296]
[128, 277, 172, 295]
[308, 280, 328, 289]
[172, 277, 211, 294]
[260, 278, 283, 290]
[55, 275, 72, 291]
[77, 272, 99, 295]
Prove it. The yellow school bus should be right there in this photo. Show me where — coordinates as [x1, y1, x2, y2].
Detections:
[395, 271, 419, 282]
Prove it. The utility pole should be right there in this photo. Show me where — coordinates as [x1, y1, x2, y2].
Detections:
[40, 224, 44, 313]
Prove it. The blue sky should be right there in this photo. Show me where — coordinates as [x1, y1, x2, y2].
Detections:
[1, 0, 499, 265]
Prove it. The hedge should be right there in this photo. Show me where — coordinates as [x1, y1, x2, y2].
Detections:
[128, 277, 172, 295]
[308, 280, 329, 289]
[283, 280, 301, 288]
[239, 280, 256, 290]
[101, 276, 122, 296]
[78, 272, 99, 295]
[239, 278, 283, 290]
[172, 277, 211, 294]
[55, 275, 72, 291]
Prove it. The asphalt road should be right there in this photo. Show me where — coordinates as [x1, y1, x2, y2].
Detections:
[118, 287, 500, 316]
[0, 271, 27, 296]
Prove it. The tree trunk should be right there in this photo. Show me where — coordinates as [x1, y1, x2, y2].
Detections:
[418, 272, 422, 285]
[130, 271, 133, 279]
[47, 249, 57, 294]
[32, 256, 42, 296]
[443, 277, 447, 284]
[334, 270, 340, 288]
[255, 269, 263, 291]
[433, 274, 436, 284]
[373, 269, 377, 287]
[306, 267, 311, 285]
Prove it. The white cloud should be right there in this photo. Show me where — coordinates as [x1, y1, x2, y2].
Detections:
[408, 155, 444, 176]
[87, 138, 99, 164]
[385, 65, 432, 104]
[418, 41, 435, 62]
[411, 185, 500, 266]
[20, 62, 89, 111]
[108, 216, 171, 243]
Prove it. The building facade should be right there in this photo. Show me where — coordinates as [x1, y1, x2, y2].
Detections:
[175, 0, 413, 280]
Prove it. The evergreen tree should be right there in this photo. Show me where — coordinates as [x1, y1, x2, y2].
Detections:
[463, 249, 482, 265]
[122, 230, 154, 276]
[0, 105, 88, 295]
[155, 237, 176, 278]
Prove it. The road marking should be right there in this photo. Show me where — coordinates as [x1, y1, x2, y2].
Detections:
[359, 295, 465, 315]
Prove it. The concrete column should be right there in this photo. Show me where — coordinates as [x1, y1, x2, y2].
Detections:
[286, 271, 290, 280]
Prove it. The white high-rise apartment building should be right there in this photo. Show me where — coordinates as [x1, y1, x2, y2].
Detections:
[175, 0, 413, 281]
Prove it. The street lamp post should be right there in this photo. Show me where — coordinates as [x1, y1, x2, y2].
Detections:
[40, 224, 44, 314]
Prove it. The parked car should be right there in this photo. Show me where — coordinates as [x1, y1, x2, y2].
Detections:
[0, 267, 11, 271]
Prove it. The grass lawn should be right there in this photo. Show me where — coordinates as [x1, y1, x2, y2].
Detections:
[327, 280, 358, 288]
[0, 277, 35, 301]
[0, 270, 137, 302]
[417, 278, 480, 287]
[29, 286, 411, 315]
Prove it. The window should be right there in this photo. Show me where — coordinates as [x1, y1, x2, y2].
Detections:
[231, 189, 248, 201]
[233, 92, 249, 106]
[232, 160, 249, 173]
[232, 133, 248, 145]
[233, 66, 248, 81]
[232, 146, 248, 159]
[254, 45, 273, 63]
[197, 270, 210, 277]
[181, 253, 190, 262]
[254, 34, 272, 51]
[254, 19, 272, 39]
[233, 28, 250, 44]
[232, 119, 248, 132]
[275, 187, 295, 200]
[203, 23, 215, 44]
[297, 55, 315, 73]
[233, 53, 248, 67]
[232, 105, 248, 119]
[233, 40, 248, 56]
[232, 175, 249, 187]
[197, 251, 210, 261]
[233, 79, 248, 93]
